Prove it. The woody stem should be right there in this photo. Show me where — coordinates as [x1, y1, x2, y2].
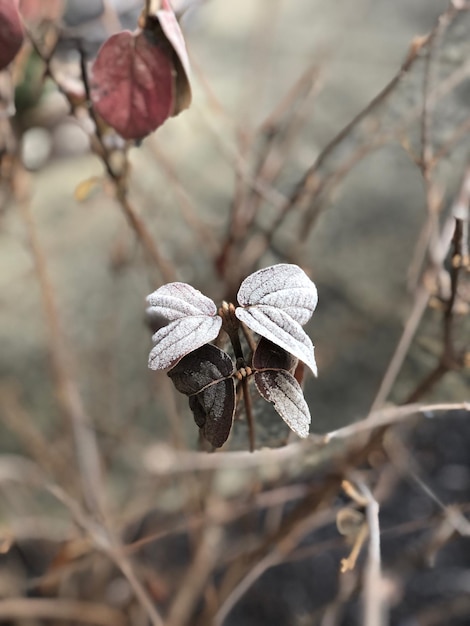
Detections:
[218, 302, 256, 450]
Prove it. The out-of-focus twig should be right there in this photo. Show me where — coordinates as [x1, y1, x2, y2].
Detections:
[166, 514, 222, 626]
[24, 29, 175, 284]
[77, 46, 175, 284]
[356, 479, 383, 626]
[16, 178, 105, 519]
[144, 401, 470, 475]
[372, 163, 470, 409]
[213, 508, 334, 626]
[0, 598, 127, 626]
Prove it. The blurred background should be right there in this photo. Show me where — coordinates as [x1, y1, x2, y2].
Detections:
[0, 0, 469, 624]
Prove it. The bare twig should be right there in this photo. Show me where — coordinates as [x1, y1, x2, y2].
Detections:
[144, 402, 470, 475]
[356, 479, 383, 626]
[213, 508, 334, 626]
[17, 181, 105, 519]
[166, 516, 222, 626]
[0, 599, 127, 626]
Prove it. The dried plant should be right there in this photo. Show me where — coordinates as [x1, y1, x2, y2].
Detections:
[0, 1, 469, 625]
[147, 264, 317, 446]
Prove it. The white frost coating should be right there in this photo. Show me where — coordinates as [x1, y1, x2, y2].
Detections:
[255, 370, 310, 438]
[235, 306, 317, 376]
[148, 315, 222, 370]
[237, 264, 317, 325]
[146, 282, 218, 320]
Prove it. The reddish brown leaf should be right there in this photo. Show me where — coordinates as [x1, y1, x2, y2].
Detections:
[90, 30, 175, 140]
[0, 0, 24, 70]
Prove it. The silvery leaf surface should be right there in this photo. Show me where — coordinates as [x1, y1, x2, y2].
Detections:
[168, 344, 234, 395]
[147, 282, 222, 370]
[189, 379, 236, 448]
[148, 317, 222, 370]
[235, 305, 317, 376]
[146, 282, 218, 320]
[236, 264, 318, 326]
[254, 369, 311, 439]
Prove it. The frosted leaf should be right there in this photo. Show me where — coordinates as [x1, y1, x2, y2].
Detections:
[147, 282, 222, 370]
[236, 264, 318, 376]
[148, 317, 221, 370]
[235, 306, 317, 376]
[254, 370, 310, 439]
[168, 345, 235, 447]
[237, 264, 317, 326]
[146, 282, 218, 320]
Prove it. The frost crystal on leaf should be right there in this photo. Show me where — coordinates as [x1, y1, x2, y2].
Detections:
[235, 264, 318, 376]
[147, 283, 221, 370]
[253, 337, 311, 438]
[147, 265, 319, 445]
[254, 369, 311, 438]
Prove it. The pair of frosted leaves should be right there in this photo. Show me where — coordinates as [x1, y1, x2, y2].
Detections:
[147, 264, 318, 448]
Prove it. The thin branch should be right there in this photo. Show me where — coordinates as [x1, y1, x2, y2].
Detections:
[77, 46, 175, 283]
[166, 518, 222, 626]
[47, 484, 166, 626]
[369, 286, 430, 411]
[213, 508, 334, 626]
[0, 599, 127, 626]
[143, 402, 470, 474]
[17, 184, 105, 519]
[356, 479, 383, 626]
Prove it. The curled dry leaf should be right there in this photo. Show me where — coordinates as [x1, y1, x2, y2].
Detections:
[253, 338, 311, 438]
[147, 283, 221, 370]
[168, 345, 236, 447]
[0, 0, 24, 71]
[154, 0, 191, 114]
[236, 264, 318, 376]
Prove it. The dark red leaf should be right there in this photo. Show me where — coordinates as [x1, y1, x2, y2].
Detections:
[90, 29, 175, 140]
[0, 0, 24, 70]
